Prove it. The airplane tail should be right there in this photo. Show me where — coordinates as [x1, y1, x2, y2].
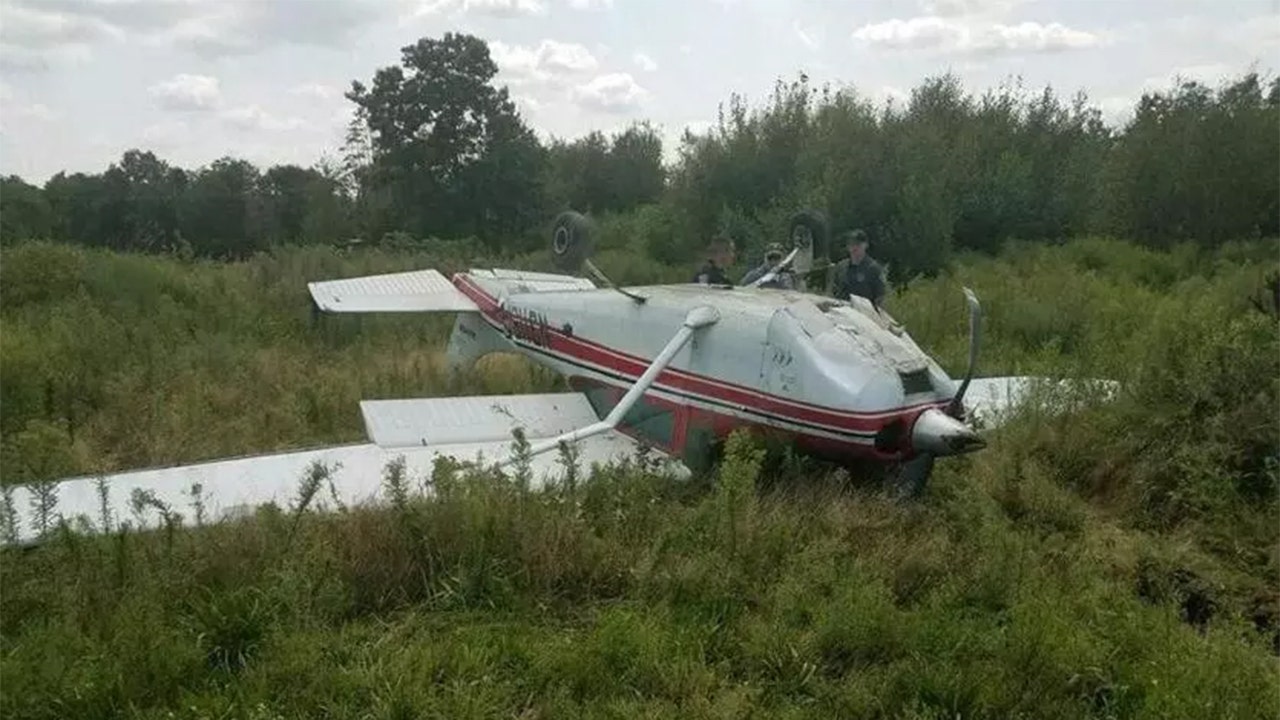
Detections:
[444, 311, 511, 373]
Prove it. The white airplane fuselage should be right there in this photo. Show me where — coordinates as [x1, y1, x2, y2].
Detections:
[449, 270, 962, 468]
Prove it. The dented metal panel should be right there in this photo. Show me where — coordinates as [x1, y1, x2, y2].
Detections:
[308, 269, 479, 313]
[360, 392, 603, 448]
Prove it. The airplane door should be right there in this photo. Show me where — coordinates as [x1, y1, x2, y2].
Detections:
[760, 310, 802, 398]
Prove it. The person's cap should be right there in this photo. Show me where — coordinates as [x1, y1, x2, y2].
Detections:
[842, 229, 869, 247]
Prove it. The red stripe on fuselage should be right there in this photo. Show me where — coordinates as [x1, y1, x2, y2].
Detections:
[451, 274, 949, 437]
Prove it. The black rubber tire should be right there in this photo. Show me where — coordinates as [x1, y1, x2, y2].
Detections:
[788, 208, 829, 259]
[550, 210, 596, 273]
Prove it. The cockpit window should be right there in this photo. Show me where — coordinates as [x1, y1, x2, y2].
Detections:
[899, 370, 934, 395]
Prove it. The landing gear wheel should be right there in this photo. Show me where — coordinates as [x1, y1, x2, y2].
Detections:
[788, 209, 829, 258]
[550, 211, 596, 273]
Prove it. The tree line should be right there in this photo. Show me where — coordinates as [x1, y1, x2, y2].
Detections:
[1, 32, 1276, 278]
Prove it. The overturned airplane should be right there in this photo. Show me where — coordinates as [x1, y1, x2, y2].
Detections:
[2, 210, 1116, 544]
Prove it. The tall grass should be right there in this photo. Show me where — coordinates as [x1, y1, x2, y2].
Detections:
[0, 237, 1277, 718]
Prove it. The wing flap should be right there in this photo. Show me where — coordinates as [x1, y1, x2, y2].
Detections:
[308, 269, 479, 313]
[360, 392, 602, 448]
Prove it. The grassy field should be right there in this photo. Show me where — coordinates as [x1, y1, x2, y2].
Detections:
[1, 237, 1277, 719]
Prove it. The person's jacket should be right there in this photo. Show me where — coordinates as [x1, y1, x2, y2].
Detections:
[829, 256, 886, 306]
[693, 262, 733, 285]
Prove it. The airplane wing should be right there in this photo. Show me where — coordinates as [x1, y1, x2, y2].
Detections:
[962, 375, 1120, 428]
[308, 269, 479, 313]
[2, 392, 680, 546]
[307, 267, 597, 314]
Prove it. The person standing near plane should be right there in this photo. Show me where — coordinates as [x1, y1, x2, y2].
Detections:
[740, 243, 795, 289]
[693, 235, 736, 285]
[829, 229, 886, 307]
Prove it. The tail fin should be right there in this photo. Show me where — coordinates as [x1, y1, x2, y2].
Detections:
[445, 311, 512, 373]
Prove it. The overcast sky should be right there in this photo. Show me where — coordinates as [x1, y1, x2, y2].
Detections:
[1, 0, 1276, 184]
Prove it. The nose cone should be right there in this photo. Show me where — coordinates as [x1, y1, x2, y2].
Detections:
[911, 408, 986, 456]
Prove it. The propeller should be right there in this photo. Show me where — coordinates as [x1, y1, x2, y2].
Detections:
[893, 286, 985, 499]
[946, 287, 982, 419]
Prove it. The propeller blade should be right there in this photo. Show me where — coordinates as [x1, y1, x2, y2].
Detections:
[894, 452, 936, 499]
[946, 286, 983, 418]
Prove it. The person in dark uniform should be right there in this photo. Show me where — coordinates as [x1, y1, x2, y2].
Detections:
[693, 235, 736, 285]
[829, 229, 886, 307]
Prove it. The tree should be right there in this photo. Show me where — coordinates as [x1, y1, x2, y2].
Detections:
[110, 149, 186, 252]
[0, 176, 53, 245]
[545, 131, 611, 213]
[261, 165, 315, 244]
[607, 122, 665, 210]
[179, 157, 266, 259]
[345, 32, 545, 247]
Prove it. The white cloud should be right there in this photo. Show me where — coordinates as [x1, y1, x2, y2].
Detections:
[982, 22, 1104, 53]
[573, 72, 648, 113]
[633, 51, 658, 72]
[854, 17, 965, 50]
[290, 83, 340, 101]
[1, 101, 60, 123]
[0, 81, 61, 135]
[221, 105, 305, 132]
[5, 0, 395, 60]
[149, 73, 222, 112]
[0, 42, 93, 71]
[153, 6, 253, 56]
[1237, 14, 1280, 55]
[141, 119, 190, 149]
[0, 3, 121, 45]
[512, 94, 543, 112]
[414, 0, 547, 17]
[918, 0, 1024, 18]
[491, 40, 599, 85]
[1141, 63, 1238, 92]
[568, 0, 614, 8]
[0, 1, 122, 70]
[853, 16, 1106, 55]
[15, 102, 60, 121]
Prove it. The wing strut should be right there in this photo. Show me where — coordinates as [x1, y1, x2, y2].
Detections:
[505, 305, 720, 463]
